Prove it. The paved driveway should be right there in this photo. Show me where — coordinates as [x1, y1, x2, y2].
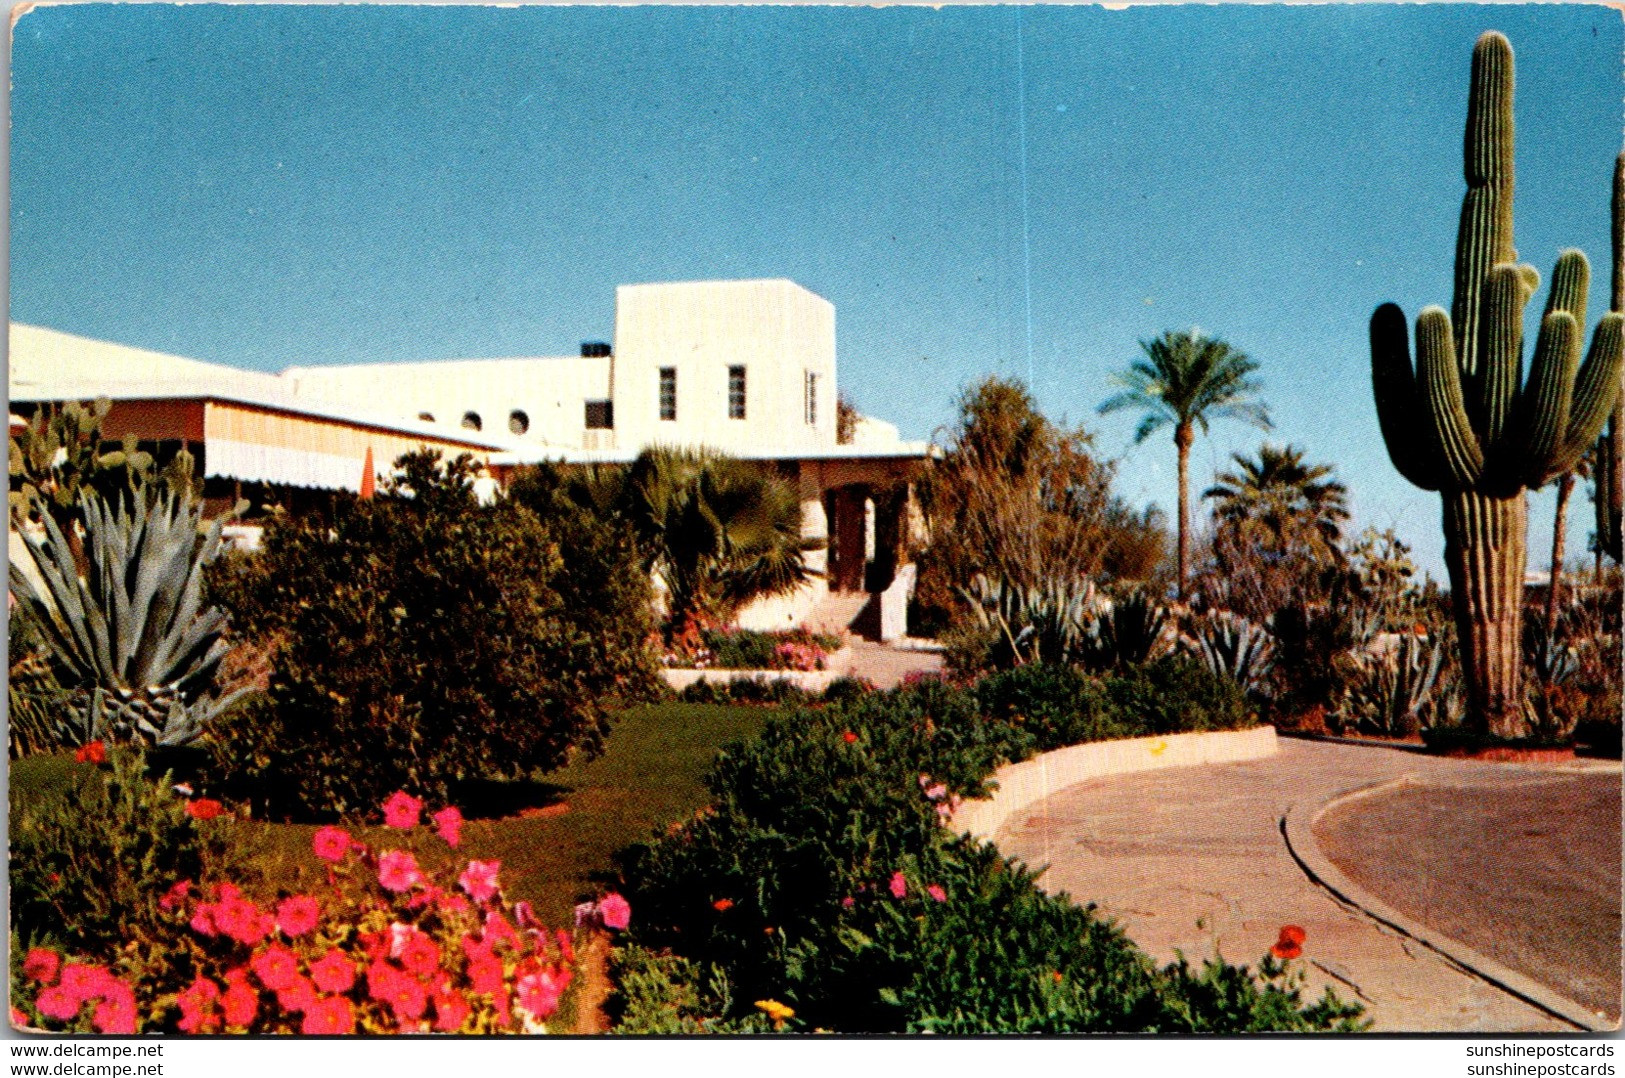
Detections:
[992, 738, 1620, 1032]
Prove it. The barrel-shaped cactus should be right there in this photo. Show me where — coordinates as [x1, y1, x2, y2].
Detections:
[1369, 33, 1624, 739]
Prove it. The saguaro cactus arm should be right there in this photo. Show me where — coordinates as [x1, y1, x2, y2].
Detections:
[1369, 303, 1443, 491]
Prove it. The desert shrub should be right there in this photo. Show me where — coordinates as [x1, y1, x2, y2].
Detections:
[607, 945, 773, 1034]
[612, 678, 1351, 1033]
[9, 748, 242, 959]
[973, 664, 1128, 749]
[819, 676, 876, 705]
[1101, 655, 1254, 736]
[205, 451, 659, 820]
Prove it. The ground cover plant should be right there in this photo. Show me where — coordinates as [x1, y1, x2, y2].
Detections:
[610, 670, 1364, 1033]
[687, 628, 842, 671]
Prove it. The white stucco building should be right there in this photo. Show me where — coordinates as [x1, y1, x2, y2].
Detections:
[10, 279, 931, 638]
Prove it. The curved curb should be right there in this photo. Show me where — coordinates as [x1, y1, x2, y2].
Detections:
[1281, 778, 1616, 1033]
[951, 725, 1278, 841]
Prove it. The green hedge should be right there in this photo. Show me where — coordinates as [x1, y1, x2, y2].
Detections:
[611, 665, 1364, 1033]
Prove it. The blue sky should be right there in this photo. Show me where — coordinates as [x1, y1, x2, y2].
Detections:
[10, 3, 1623, 578]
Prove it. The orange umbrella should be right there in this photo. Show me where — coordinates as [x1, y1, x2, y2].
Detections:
[359, 446, 376, 500]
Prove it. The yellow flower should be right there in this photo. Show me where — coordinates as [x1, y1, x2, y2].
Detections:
[755, 999, 796, 1028]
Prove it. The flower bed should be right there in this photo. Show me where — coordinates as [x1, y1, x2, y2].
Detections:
[610, 660, 1367, 1033]
[10, 757, 630, 1035]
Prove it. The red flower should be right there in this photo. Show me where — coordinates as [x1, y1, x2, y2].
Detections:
[842, 730, 858, 744]
[159, 879, 192, 912]
[432, 805, 464, 847]
[22, 949, 59, 985]
[1278, 924, 1307, 946]
[186, 798, 225, 821]
[301, 995, 354, 1035]
[276, 894, 321, 937]
[1271, 925, 1307, 961]
[34, 987, 80, 1022]
[275, 975, 319, 1016]
[382, 791, 423, 829]
[311, 826, 353, 863]
[74, 741, 106, 764]
[433, 990, 471, 1032]
[308, 949, 356, 995]
[712, 898, 734, 912]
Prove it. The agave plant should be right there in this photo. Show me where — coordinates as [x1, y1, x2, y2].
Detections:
[1334, 634, 1447, 739]
[1184, 612, 1276, 696]
[8, 489, 241, 747]
[956, 574, 1099, 668]
[1082, 590, 1172, 670]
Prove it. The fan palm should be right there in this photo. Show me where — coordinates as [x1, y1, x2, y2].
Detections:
[621, 448, 816, 632]
[1203, 443, 1350, 563]
[1099, 329, 1272, 597]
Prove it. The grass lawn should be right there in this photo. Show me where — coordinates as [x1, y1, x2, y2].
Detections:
[10, 702, 775, 928]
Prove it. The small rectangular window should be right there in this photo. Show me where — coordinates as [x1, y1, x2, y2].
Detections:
[805, 371, 819, 425]
[584, 400, 614, 430]
[659, 368, 677, 422]
[728, 366, 747, 420]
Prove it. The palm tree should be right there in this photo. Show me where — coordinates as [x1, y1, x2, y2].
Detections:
[1099, 329, 1272, 597]
[616, 448, 816, 634]
[1203, 443, 1350, 564]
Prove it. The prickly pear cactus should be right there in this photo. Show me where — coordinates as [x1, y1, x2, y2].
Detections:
[1368, 33, 1624, 739]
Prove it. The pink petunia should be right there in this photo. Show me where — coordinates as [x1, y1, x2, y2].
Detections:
[841, 896, 855, 909]
[308, 949, 356, 995]
[377, 850, 424, 893]
[382, 791, 423, 829]
[515, 966, 567, 1020]
[220, 970, 259, 1029]
[433, 990, 471, 1033]
[159, 879, 192, 912]
[458, 860, 501, 904]
[92, 982, 137, 1035]
[34, 987, 80, 1022]
[311, 826, 353, 863]
[927, 884, 948, 903]
[276, 894, 322, 937]
[250, 944, 301, 993]
[889, 872, 908, 899]
[596, 893, 632, 931]
[301, 995, 354, 1035]
[432, 805, 464, 847]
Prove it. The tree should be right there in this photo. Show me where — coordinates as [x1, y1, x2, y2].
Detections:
[1545, 447, 1594, 631]
[1099, 330, 1272, 598]
[546, 448, 815, 636]
[919, 376, 1116, 597]
[1203, 443, 1349, 565]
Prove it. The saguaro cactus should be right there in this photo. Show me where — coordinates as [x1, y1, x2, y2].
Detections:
[1369, 33, 1624, 740]
[1594, 157, 1625, 564]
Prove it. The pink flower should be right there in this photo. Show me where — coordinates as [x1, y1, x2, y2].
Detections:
[312, 826, 353, 863]
[382, 791, 423, 829]
[58, 964, 115, 1002]
[301, 995, 354, 1035]
[515, 966, 568, 1020]
[308, 949, 355, 995]
[596, 893, 631, 931]
[91, 980, 136, 1035]
[927, 884, 948, 903]
[923, 783, 948, 802]
[220, 970, 259, 1028]
[212, 894, 274, 946]
[390, 925, 442, 978]
[841, 896, 855, 909]
[276, 975, 319, 1016]
[176, 977, 220, 1034]
[433, 990, 471, 1032]
[251, 944, 301, 993]
[22, 949, 59, 985]
[276, 894, 321, 937]
[458, 860, 501, 903]
[573, 900, 596, 927]
[889, 872, 907, 899]
[34, 987, 80, 1022]
[377, 850, 424, 893]
[432, 806, 464, 847]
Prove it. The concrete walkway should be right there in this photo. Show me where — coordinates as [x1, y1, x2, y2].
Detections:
[992, 738, 1621, 1033]
[843, 638, 943, 689]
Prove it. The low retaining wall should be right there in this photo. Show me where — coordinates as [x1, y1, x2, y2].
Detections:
[660, 647, 854, 693]
[951, 725, 1279, 840]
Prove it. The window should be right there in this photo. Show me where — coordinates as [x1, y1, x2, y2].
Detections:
[461, 411, 483, 432]
[728, 366, 747, 420]
[509, 410, 530, 436]
[805, 371, 819, 425]
[584, 400, 614, 430]
[659, 368, 677, 421]
[417, 412, 436, 423]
